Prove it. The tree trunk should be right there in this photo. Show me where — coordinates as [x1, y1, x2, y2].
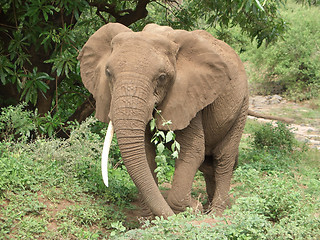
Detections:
[68, 95, 96, 123]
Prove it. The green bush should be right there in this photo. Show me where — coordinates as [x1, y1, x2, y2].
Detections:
[0, 103, 75, 139]
[243, 1, 320, 100]
[239, 121, 302, 172]
[0, 103, 36, 141]
[105, 167, 137, 206]
[252, 121, 296, 152]
[0, 148, 39, 194]
[233, 169, 302, 222]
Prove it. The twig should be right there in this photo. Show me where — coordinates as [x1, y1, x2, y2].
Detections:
[96, 10, 108, 24]
[0, 23, 17, 29]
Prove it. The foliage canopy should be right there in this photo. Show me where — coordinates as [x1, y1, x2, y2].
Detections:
[0, 0, 288, 136]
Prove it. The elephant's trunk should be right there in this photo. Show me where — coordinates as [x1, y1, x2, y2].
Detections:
[110, 75, 174, 217]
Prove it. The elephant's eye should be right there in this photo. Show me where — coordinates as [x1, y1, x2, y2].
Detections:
[158, 73, 166, 82]
[105, 68, 112, 78]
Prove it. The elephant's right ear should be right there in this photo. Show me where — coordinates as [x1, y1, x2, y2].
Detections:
[77, 23, 132, 122]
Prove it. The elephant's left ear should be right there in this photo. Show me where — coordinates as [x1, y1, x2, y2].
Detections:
[156, 30, 232, 130]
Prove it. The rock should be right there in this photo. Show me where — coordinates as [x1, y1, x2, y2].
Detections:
[250, 96, 269, 108]
[268, 95, 283, 105]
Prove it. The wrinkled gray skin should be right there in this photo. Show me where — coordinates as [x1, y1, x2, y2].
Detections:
[78, 23, 248, 218]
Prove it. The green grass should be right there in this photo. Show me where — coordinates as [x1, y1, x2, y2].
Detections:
[275, 106, 320, 126]
[0, 118, 139, 239]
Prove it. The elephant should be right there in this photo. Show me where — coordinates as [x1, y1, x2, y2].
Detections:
[78, 23, 249, 218]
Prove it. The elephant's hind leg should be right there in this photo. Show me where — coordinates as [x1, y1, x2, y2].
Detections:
[206, 101, 248, 216]
[199, 155, 216, 207]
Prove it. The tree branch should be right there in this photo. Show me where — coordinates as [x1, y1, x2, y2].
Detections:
[248, 109, 295, 124]
[89, 0, 152, 26]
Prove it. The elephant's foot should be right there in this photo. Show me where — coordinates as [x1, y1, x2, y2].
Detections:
[139, 193, 155, 219]
[140, 209, 155, 219]
[167, 194, 203, 214]
[206, 197, 230, 217]
[190, 198, 203, 213]
[205, 206, 223, 217]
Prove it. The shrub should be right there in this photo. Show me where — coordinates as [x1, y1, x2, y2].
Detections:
[105, 167, 137, 206]
[0, 112, 137, 205]
[251, 121, 296, 152]
[234, 170, 302, 222]
[0, 103, 36, 141]
[243, 2, 320, 100]
[0, 147, 39, 194]
[231, 167, 320, 239]
[0, 103, 80, 140]
[239, 121, 303, 173]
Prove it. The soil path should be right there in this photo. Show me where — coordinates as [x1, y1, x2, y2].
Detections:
[249, 95, 320, 150]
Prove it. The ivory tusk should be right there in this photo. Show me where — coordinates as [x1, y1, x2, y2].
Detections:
[101, 121, 114, 187]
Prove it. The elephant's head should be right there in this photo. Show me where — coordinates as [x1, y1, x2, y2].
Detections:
[78, 23, 231, 217]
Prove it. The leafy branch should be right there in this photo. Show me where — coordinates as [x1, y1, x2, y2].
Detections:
[150, 108, 180, 159]
[149, 108, 180, 183]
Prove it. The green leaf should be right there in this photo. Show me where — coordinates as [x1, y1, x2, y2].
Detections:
[162, 120, 172, 126]
[245, 0, 253, 12]
[157, 142, 165, 154]
[171, 141, 176, 152]
[24, 80, 34, 90]
[166, 131, 174, 143]
[56, 62, 63, 77]
[174, 141, 181, 152]
[172, 151, 179, 159]
[0, 73, 5, 84]
[35, 80, 49, 92]
[43, 11, 48, 21]
[150, 118, 156, 131]
[158, 131, 165, 140]
[151, 136, 158, 145]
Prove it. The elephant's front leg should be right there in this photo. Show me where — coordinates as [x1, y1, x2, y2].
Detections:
[167, 112, 205, 213]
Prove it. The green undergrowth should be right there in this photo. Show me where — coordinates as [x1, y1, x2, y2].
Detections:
[1, 104, 319, 239]
[0, 116, 138, 239]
